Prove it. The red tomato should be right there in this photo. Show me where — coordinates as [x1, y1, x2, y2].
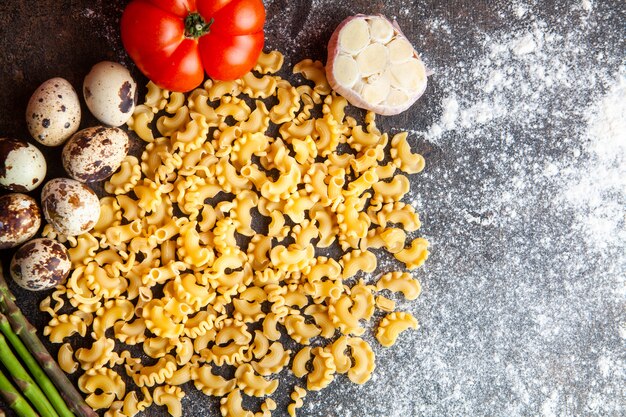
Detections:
[121, 0, 266, 92]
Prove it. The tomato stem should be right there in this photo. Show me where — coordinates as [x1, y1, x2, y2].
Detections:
[184, 13, 214, 38]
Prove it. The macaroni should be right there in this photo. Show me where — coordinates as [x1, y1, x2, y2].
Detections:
[44, 50, 430, 417]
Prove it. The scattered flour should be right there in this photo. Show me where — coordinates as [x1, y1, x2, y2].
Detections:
[70, 2, 624, 417]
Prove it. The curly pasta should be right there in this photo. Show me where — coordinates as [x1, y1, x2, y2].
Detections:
[376, 312, 419, 347]
[44, 50, 430, 417]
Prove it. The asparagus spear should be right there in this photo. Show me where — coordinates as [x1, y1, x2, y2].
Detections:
[0, 265, 96, 417]
[0, 313, 74, 417]
[0, 330, 59, 416]
[0, 366, 38, 417]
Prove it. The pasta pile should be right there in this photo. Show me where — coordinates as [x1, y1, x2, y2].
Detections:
[39, 50, 430, 417]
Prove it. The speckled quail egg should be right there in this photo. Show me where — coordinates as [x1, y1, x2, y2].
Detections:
[62, 126, 129, 182]
[0, 138, 47, 192]
[41, 178, 100, 236]
[0, 193, 41, 249]
[83, 61, 137, 127]
[10, 238, 71, 291]
[26, 77, 81, 146]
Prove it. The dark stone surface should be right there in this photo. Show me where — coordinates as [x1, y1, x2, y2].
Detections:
[1, 0, 624, 416]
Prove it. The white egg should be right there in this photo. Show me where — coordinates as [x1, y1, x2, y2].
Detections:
[41, 178, 100, 236]
[84, 61, 137, 127]
[26, 77, 81, 146]
[0, 138, 47, 191]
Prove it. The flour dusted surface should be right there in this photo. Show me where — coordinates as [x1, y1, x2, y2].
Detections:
[3, 1, 621, 417]
[263, 0, 625, 416]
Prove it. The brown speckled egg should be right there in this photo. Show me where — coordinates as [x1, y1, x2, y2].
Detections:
[10, 238, 71, 291]
[41, 178, 100, 236]
[0, 138, 47, 192]
[84, 61, 137, 127]
[62, 126, 129, 182]
[26, 77, 81, 147]
[0, 193, 41, 249]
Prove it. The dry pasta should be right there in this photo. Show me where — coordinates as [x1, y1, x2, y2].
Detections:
[41, 50, 430, 417]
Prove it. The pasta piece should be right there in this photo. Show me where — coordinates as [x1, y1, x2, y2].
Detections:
[241, 72, 278, 99]
[76, 337, 115, 371]
[284, 314, 321, 345]
[376, 312, 419, 347]
[394, 237, 430, 270]
[116, 387, 153, 417]
[144, 81, 169, 111]
[153, 385, 185, 417]
[346, 337, 375, 384]
[269, 86, 300, 124]
[78, 368, 125, 410]
[251, 342, 291, 376]
[254, 50, 284, 74]
[340, 250, 377, 280]
[293, 59, 331, 96]
[372, 175, 411, 203]
[127, 104, 156, 142]
[328, 336, 351, 374]
[235, 363, 279, 397]
[291, 346, 312, 378]
[129, 355, 177, 387]
[105, 155, 142, 195]
[287, 386, 307, 417]
[58, 343, 78, 374]
[375, 295, 396, 312]
[376, 271, 422, 300]
[390, 132, 425, 174]
[43, 313, 89, 343]
[306, 347, 336, 391]
[219, 389, 253, 417]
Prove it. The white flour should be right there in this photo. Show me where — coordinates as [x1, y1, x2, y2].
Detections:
[69, 2, 625, 417]
[419, 6, 625, 252]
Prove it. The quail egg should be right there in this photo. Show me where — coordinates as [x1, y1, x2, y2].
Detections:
[0, 137, 47, 191]
[62, 126, 129, 182]
[41, 178, 100, 236]
[84, 61, 137, 127]
[26, 77, 81, 146]
[0, 193, 41, 249]
[10, 238, 71, 291]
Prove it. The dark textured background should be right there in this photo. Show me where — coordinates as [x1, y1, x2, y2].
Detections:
[1, 0, 625, 416]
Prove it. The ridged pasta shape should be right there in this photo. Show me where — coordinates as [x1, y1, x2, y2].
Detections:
[287, 386, 307, 417]
[346, 337, 376, 384]
[376, 271, 422, 300]
[394, 237, 430, 270]
[191, 365, 237, 397]
[153, 385, 185, 417]
[376, 312, 419, 347]
[219, 389, 254, 417]
[306, 347, 336, 391]
[390, 132, 426, 174]
[235, 363, 279, 397]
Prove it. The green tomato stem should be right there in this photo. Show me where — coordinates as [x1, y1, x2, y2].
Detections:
[185, 12, 214, 38]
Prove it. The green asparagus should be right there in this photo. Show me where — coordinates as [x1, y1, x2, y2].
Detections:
[0, 330, 59, 416]
[0, 366, 38, 417]
[0, 265, 97, 417]
[0, 313, 74, 417]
